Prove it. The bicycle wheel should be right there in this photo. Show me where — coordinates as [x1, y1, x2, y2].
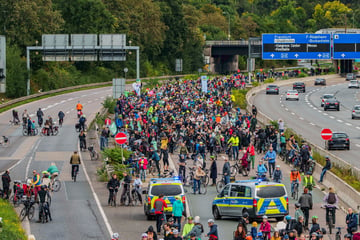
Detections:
[28, 206, 35, 220]
[33, 128, 38, 136]
[335, 233, 341, 240]
[216, 180, 225, 193]
[90, 151, 99, 160]
[328, 215, 333, 234]
[132, 192, 139, 206]
[184, 176, 191, 187]
[294, 189, 298, 200]
[203, 175, 210, 186]
[22, 129, 28, 136]
[124, 192, 130, 206]
[42, 208, 46, 223]
[200, 183, 207, 195]
[230, 165, 237, 177]
[53, 180, 61, 192]
[20, 207, 27, 221]
[53, 129, 59, 136]
[73, 171, 77, 182]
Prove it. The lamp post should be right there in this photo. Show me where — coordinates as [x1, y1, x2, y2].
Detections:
[124, 67, 128, 79]
[223, 12, 231, 40]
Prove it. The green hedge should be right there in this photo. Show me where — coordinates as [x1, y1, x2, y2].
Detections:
[232, 89, 249, 109]
[0, 199, 27, 240]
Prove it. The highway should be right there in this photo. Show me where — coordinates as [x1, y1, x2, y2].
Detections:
[0, 87, 113, 240]
[252, 76, 360, 168]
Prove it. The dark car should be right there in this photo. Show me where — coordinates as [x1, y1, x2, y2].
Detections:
[326, 132, 350, 150]
[314, 78, 326, 86]
[266, 85, 279, 95]
[346, 73, 356, 81]
[324, 98, 340, 111]
[320, 94, 335, 107]
[293, 82, 305, 92]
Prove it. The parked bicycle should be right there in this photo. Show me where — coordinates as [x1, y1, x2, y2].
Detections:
[230, 160, 248, 177]
[108, 188, 118, 207]
[216, 174, 226, 193]
[22, 128, 38, 136]
[121, 183, 132, 206]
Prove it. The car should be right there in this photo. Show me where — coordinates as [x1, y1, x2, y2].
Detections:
[314, 78, 326, 86]
[348, 80, 359, 89]
[351, 105, 360, 119]
[266, 85, 279, 95]
[324, 98, 340, 111]
[293, 82, 305, 93]
[143, 177, 186, 220]
[320, 94, 335, 107]
[326, 132, 350, 150]
[346, 73, 356, 81]
[212, 180, 288, 221]
[285, 90, 299, 101]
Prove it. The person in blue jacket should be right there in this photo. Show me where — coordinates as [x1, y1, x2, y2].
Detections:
[257, 160, 267, 178]
[263, 146, 276, 178]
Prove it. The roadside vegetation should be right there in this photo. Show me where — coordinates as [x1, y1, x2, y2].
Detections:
[0, 199, 27, 240]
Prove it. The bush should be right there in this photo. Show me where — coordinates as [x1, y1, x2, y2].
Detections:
[97, 165, 109, 182]
[232, 89, 248, 109]
[264, 78, 275, 83]
[102, 147, 132, 164]
[0, 199, 27, 240]
[102, 97, 116, 114]
[251, 81, 260, 87]
[270, 120, 279, 130]
[298, 73, 308, 78]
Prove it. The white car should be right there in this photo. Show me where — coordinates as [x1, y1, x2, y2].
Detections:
[285, 90, 299, 101]
[348, 80, 360, 89]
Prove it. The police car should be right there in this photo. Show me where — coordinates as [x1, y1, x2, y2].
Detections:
[144, 177, 186, 220]
[212, 179, 288, 221]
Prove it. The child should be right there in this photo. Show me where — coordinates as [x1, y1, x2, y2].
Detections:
[251, 221, 258, 240]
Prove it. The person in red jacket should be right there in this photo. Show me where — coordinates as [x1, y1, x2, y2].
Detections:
[154, 194, 167, 234]
[260, 216, 271, 240]
[247, 142, 256, 170]
[138, 155, 148, 182]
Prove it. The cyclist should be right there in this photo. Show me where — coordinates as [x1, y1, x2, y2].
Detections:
[132, 174, 143, 204]
[227, 133, 239, 160]
[290, 169, 301, 196]
[22, 109, 29, 125]
[47, 162, 59, 187]
[36, 108, 44, 127]
[107, 173, 120, 205]
[79, 115, 87, 132]
[303, 172, 315, 193]
[27, 118, 33, 136]
[323, 187, 338, 226]
[41, 171, 51, 188]
[58, 110, 65, 126]
[298, 188, 313, 229]
[48, 116, 54, 135]
[79, 130, 87, 150]
[37, 185, 52, 222]
[111, 232, 120, 240]
[70, 151, 81, 180]
[120, 172, 131, 205]
[76, 101, 83, 118]
[32, 170, 41, 201]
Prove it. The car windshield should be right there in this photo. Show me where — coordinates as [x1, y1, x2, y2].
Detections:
[316, 78, 324, 81]
[287, 90, 297, 94]
[323, 95, 334, 99]
[354, 106, 360, 110]
[326, 99, 337, 102]
[332, 133, 348, 138]
[294, 82, 304, 85]
[350, 80, 358, 84]
[268, 85, 277, 88]
[256, 185, 286, 198]
[150, 185, 182, 196]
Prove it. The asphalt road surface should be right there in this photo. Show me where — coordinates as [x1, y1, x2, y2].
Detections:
[252, 76, 360, 168]
[0, 87, 112, 240]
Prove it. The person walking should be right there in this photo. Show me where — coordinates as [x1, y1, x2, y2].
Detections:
[346, 208, 358, 234]
[172, 196, 184, 232]
[223, 157, 231, 185]
[319, 157, 331, 183]
[1, 169, 11, 199]
[193, 165, 206, 194]
[210, 156, 217, 186]
[154, 194, 167, 235]
[107, 173, 120, 205]
[205, 219, 218, 240]
[272, 165, 282, 183]
[138, 154, 148, 182]
[294, 203, 304, 221]
[263, 146, 276, 178]
[298, 188, 313, 229]
[246, 142, 255, 170]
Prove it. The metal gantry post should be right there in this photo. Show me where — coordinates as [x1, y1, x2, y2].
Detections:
[26, 48, 30, 96]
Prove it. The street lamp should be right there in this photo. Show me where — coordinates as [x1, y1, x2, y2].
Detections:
[223, 12, 231, 40]
[124, 67, 128, 79]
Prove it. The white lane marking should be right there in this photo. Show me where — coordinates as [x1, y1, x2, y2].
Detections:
[285, 108, 289, 111]
[299, 117, 304, 120]
[318, 110, 322, 113]
[356, 144, 360, 148]
[337, 119, 343, 123]
[291, 112, 295, 115]
[87, 100, 92, 103]
[281, 104, 284, 107]
[329, 116, 335, 119]
[60, 100, 66, 103]
[310, 122, 315, 125]
[356, 126, 360, 130]
[78, 145, 113, 238]
[68, 98, 73, 101]
[81, 95, 87, 97]
[345, 123, 352, 126]
[24, 139, 41, 179]
[100, 96, 105, 99]
[323, 113, 328, 116]
[66, 111, 70, 114]
[313, 107, 317, 110]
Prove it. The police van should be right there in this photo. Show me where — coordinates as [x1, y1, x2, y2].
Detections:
[212, 179, 288, 221]
[144, 177, 186, 220]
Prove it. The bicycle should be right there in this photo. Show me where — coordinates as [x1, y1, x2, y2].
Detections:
[22, 128, 38, 136]
[230, 160, 248, 177]
[192, 180, 207, 195]
[88, 145, 99, 160]
[9, 119, 20, 126]
[323, 205, 337, 234]
[121, 183, 132, 206]
[148, 160, 158, 176]
[19, 198, 35, 221]
[72, 165, 79, 182]
[39, 202, 50, 223]
[0, 136, 9, 147]
[50, 175, 61, 192]
[335, 227, 342, 240]
[59, 118, 64, 127]
[108, 188, 118, 207]
[291, 181, 299, 200]
[131, 186, 142, 206]
[216, 174, 226, 193]
[80, 140, 86, 152]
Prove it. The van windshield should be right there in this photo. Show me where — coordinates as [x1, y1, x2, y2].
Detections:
[256, 186, 286, 198]
[150, 185, 182, 196]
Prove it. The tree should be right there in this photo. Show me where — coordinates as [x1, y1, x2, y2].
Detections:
[270, 0, 298, 33]
[1, 0, 64, 49]
[311, 1, 352, 30]
[6, 44, 27, 98]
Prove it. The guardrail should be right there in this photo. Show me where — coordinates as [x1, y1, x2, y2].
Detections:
[246, 75, 360, 210]
[0, 74, 187, 110]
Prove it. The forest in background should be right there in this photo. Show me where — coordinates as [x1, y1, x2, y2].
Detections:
[1, 0, 358, 97]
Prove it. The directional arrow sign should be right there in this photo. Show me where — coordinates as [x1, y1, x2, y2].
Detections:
[341, 53, 346, 58]
[294, 54, 299, 58]
[115, 132, 127, 145]
[321, 128, 333, 141]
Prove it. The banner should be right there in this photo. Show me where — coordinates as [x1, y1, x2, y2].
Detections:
[201, 76, 208, 93]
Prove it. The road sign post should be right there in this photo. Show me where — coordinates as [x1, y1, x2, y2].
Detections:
[262, 34, 331, 60]
[321, 128, 333, 149]
[115, 132, 127, 162]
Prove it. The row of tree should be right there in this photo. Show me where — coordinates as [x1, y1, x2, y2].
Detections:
[1, 0, 358, 97]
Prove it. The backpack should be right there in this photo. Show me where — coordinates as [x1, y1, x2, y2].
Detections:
[327, 192, 336, 204]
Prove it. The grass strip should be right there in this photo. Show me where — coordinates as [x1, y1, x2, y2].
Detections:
[0, 199, 27, 240]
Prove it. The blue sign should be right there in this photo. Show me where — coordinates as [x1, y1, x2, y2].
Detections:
[262, 34, 331, 60]
[333, 34, 360, 59]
